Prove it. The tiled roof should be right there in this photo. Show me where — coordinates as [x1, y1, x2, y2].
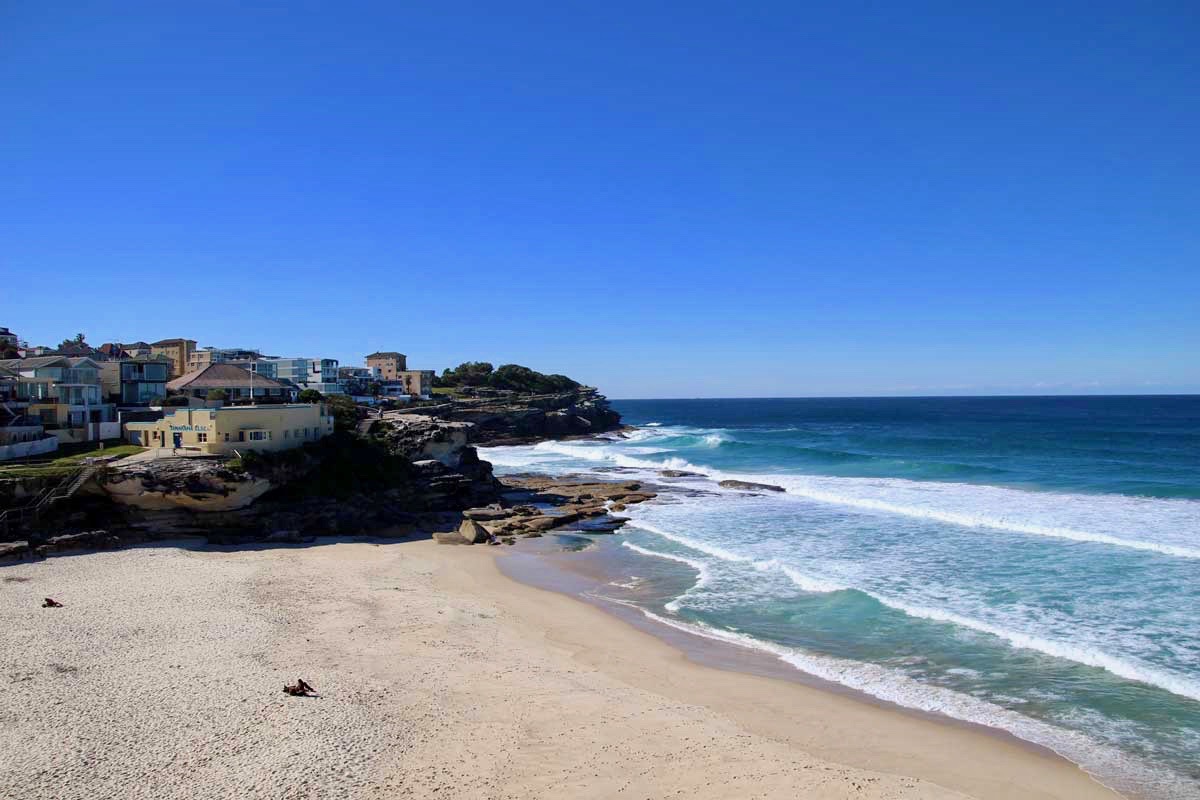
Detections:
[0, 356, 70, 370]
[365, 351, 405, 359]
[166, 363, 287, 391]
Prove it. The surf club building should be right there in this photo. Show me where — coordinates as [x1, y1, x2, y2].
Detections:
[124, 404, 334, 455]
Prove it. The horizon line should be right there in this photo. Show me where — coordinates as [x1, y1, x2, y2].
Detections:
[608, 392, 1200, 401]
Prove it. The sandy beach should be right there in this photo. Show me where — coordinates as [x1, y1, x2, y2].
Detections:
[0, 540, 1120, 800]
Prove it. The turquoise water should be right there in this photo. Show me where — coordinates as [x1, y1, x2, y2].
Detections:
[483, 397, 1200, 799]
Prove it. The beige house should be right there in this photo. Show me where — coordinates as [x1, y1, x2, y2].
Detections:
[125, 404, 334, 455]
[394, 370, 435, 398]
[150, 338, 197, 378]
[365, 351, 407, 380]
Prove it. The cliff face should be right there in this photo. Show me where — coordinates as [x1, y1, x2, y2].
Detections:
[3, 388, 617, 553]
[405, 388, 622, 446]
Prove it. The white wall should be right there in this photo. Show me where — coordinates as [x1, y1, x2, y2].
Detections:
[0, 436, 59, 461]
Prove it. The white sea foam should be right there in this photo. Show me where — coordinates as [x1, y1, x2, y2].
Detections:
[859, 592, 1200, 703]
[621, 541, 711, 612]
[625, 520, 752, 564]
[767, 474, 1200, 560]
[625, 515, 1200, 703]
[486, 438, 1200, 559]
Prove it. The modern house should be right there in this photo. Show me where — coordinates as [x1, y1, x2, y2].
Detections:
[150, 338, 197, 378]
[338, 366, 380, 396]
[0, 365, 57, 460]
[166, 363, 288, 402]
[0, 356, 118, 443]
[100, 356, 172, 405]
[259, 357, 343, 395]
[365, 352, 407, 381]
[187, 346, 266, 372]
[124, 404, 334, 455]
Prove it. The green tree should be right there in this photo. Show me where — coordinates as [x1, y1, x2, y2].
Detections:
[325, 394, 360, 432]
[488, 364, 581, 394]
[163, 395, 190, 407]
[206, 389, 229, 402]
[297, 388, 324, 404]
[439, 361, 494, 387]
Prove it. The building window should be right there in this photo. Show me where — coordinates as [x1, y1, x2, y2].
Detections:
[283, 430, 289, 438]
[238, 431, 245, 442]
[197, 433, 208, 443]
[224, 433, 229, 442]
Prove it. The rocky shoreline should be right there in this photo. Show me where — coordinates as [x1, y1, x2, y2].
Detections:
[0, 388, 634, 563]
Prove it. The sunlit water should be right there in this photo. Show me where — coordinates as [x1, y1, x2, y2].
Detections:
[483, 397, 1200, 799]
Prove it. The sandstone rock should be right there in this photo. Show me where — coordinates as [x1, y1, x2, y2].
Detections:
[433, 532, 468, 545]
[718, 479, 786, 493]
[463, 507, 511, 521]
[0, 541, 31, 563]
[457, 519, 491, 544]
[43, 530, 121, 553]
[660, 469, 702, 478]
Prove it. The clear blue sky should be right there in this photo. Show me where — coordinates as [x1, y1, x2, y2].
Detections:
[3, 1, 1197, 398]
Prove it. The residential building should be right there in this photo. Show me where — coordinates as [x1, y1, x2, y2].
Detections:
[166, 363, 288, 402]
[0, 327, 17, 347]
[0, 356, 117, 443]
[100, 356, 172, 405]
[259, 357, 343, 394]
[120, 341, 153, 358]
[187, 346, 265, 372]
[124, 404, 334, 455]
[392, 370, 435, 399]
[338, 366, 381, 395]
[150, 338, 197, 378]
[365, 351, 407, 380]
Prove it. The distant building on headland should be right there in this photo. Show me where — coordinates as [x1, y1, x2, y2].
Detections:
[187, 346, 266, 373]
[365, 352, 407, 380]
[124, 404, 333, 455]
[150, 338, 197, 378]
[393, 370, 435, 399]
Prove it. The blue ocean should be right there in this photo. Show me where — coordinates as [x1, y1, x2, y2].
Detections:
[483, 396, 1200, 799]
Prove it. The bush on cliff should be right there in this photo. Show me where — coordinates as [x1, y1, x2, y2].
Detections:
[297, 388, 323, 403]
[437, 361, 494, 387]
[437, 361, 581, 394]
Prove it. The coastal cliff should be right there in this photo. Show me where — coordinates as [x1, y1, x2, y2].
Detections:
[405, 387, 623, 445]
[0, 388, 623, 558]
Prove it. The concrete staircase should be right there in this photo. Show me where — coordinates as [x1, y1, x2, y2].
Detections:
[0, 464, 99, 537]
